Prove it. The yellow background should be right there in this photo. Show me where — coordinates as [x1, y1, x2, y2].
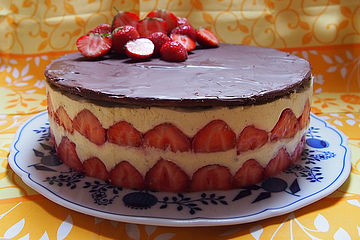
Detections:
[1, 0, 360, 239]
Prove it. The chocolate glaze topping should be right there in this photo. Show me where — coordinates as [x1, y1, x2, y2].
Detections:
[45, 44, 311, 107]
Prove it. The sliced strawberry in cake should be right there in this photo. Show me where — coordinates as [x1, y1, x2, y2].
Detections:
[73, 109, 106, 145]
[291, 136, 306, 164]
[47, 94, 55, 119]
[108, 121, 142, 147]
[57, 137, 83, 172]
[145, 159, 189, 192]
[83, 157, 109, 181]
[264, 148, 291, 178]
[298, 99, 311, 129]
[55, 106, 73, 133]
[233, 159, 264, 187]
[109, 161, 145, 190]
[190, 164, 232, 191]
[270, 109, 299, 141]
[143, 123, 190, 152]
[237, 125, 268, 154]
[192, 120, 236, 153]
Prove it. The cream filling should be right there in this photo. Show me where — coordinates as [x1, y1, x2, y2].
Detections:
[50, 117, 307, 176]
[46, 82, 312, 136]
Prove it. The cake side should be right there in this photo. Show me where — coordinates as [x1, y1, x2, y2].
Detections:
[46, 78, 312, 192]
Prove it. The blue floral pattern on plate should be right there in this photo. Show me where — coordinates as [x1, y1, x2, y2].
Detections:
[8, 112, 351, 227]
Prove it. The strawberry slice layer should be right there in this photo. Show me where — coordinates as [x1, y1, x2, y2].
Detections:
[143, 123, 190, 152]
[83, 157, 109, 181]
[73, 109, 106, 145]
[55, 106, 73, 133]
[237, 125, 268, 154]
[109, 161, 145, 190]
[265, 148, 291, 178]
[298, 99, 311, 129]
[291, 136, 305, 164]
[145, 159, 189, 192]
[108, 121, 142, 147]
[47, 94, 55, 120]
[233, 159, 264, 188]
[146, 9, 178, 33]
[192, 120, 236, 153]
[136, 17, 167, 38]
[190, 165, 232, 191]
[57, 137, 83, 172]
[271, 109, 299, 141]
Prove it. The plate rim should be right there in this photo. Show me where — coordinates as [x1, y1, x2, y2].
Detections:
[8, 111, 351, 227]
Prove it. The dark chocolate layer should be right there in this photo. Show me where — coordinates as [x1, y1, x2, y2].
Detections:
[45, 44, 311, 107]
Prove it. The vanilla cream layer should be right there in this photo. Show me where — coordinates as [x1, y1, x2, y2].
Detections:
[50, 116, 307, 176]
[46, 82, 312, 136]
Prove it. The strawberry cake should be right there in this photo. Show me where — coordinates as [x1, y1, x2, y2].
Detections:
[45, 43, 312, 192]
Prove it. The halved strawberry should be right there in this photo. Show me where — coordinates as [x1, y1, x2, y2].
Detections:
[47, 94, 55, 119]
[190, 164, 232, 191]
[298, 99, 311, 129]
[160, 41, 188, 62]
[171, 24, 196, 41]
[170, 34, 196, 52]
[143, 123, 190, 152]
[291, 136, 305, 164]
[176, 17, 190, 26]
[237, 125, 268, 154]
[108, 121, 142, 147]
[125, 38, 154, 60]
[233, 159, 264, 188]
[146, 9, 178, 33]
[136, 17, 167, 38]
[195, 28, 219, 48]
[88, 24, 112, 36]
[112, 25, 140, 55]
[264, 148, 291, 178]
[148, 32, 170, 56]
[109, 161, 145, 189]
[271, 109, 299, 141]
[112, 11, 139, 29]
[145, 159, 189, 192]
[192, 120, 236, 153]
[55, 106, 73, 133]
[73, 109, 106, 145]
[57, 137, 83, 172]
[83, 157, 109, 181]
[76, 34, 112, 58]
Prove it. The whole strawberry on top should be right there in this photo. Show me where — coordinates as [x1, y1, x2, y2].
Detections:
[136, 17, 167, 38]
[146, 9, 178, 33]
[112, 11, 139, 29]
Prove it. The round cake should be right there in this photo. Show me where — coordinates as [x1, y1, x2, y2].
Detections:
[45, 44, 312, 192]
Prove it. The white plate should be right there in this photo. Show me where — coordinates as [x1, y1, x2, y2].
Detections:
[9, 112, 351, 227]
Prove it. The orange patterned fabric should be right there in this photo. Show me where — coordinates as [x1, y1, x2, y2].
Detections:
[1, 0, 360, 239]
